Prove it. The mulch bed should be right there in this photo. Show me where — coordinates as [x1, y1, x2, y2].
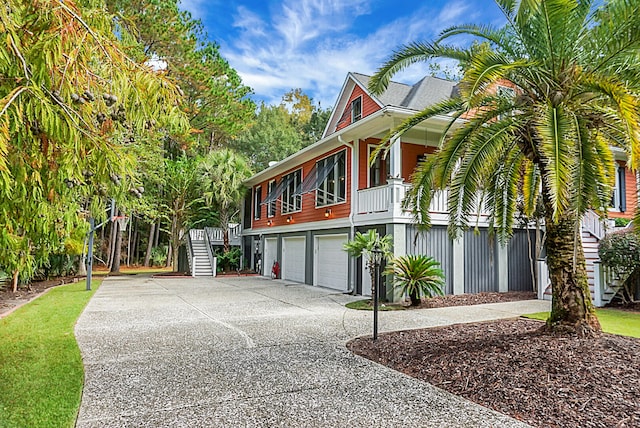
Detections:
[416, 291, 536, 309]
[348, 318, 640, 428]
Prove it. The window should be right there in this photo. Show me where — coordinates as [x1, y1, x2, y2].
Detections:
[267, 180, 276, 217]
[281, 170, 302, 214]
[368, 145, 388, 187]
[316, 151, 346, 206]
[253, 186, 262, 219]
[611, 163, 627, 212]
[351, 97, 362, 123]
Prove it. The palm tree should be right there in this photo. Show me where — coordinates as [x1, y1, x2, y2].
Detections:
[369, 0, 640, 335]
[343, 230, 393, 298]
[385, 255, 445, 306]
[199, 149, 253, 256]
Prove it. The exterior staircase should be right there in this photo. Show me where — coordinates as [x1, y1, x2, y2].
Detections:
[538, 210, 624, 307]
[186, 229, 216, 277]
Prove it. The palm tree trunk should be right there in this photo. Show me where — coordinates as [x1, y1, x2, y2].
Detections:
[544, 210, 601, 335]
[110, 221, 122, 273]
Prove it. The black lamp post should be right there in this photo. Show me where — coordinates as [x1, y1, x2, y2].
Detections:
[371, 243, 383, 340]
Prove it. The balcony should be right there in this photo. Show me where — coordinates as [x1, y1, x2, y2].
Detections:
[356, 179, 449, 218]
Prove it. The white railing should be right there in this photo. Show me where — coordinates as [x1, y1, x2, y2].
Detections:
[593, 261, 627, 307]
[537, 259, 551, 301]
[356, 183, 449, 215]
[581, 210, 607, 240]
[205, 224, 242, 245]
[357, 185, 390, 214]
[189, 229, 205, 241]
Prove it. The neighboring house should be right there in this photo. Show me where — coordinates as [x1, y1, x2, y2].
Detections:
[240, 72, 638, 301]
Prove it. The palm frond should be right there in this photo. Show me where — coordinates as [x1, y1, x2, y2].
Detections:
[368, 42, 469, 96]
[536, 102, 574, 220]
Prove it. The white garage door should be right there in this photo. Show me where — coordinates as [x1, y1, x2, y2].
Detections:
[263, 238, 278, 276]
[282, 237, 306, 283]
[314, 234, 348, 291]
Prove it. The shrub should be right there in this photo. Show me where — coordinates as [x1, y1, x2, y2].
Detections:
[384, 255, 445, 306]
[150, 246, 168, 267]
[599, 229, 640, 302]
[614, 217, 631, 228]
[216, 247, 241, 272]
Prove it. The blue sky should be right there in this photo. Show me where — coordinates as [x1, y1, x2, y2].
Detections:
[179, 0, 504, 108]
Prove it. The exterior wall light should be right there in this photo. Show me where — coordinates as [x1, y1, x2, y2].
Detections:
[267, 220, 272, 226]
[286, 216, 292, 223]
[324, 208, 332, 218]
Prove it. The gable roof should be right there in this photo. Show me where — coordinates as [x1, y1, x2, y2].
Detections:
[323, 72, 458, 138]
[350, 72, 458, 111]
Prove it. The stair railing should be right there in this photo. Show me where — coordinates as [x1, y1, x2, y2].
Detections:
[203, 228, 217, 276]
[581, 209, 607, 240]
[186, 231, 195, 276]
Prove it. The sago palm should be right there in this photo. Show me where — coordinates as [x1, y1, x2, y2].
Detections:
[385, 255, 445, 306]
[369, 0, 640, 335]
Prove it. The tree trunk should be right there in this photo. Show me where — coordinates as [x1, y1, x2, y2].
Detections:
[144, 222, 155, 267]
[77, 255, 87, 276]
[166, 244, 173, 268]
[11, 270, 18, 293]
[409, 290, 421, 306]
[170, 212, 179, 272]
[544, 209, 601, 335]
[110, 221, 122, 273]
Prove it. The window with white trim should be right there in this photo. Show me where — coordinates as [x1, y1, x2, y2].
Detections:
[610, 163, 627, 212]
[316, 151, 346, 206]
[253, 186, 262, 220]
[351, 97, 362, 123]
[281, 170, 302, 214]
[267, 180, 276, 217]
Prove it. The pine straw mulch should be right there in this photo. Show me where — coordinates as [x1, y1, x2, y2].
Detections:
[348, 318, 640, 428]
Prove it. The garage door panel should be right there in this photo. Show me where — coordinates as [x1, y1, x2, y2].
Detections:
[282, 237, 306, 283]
[315, 235, 348, 291]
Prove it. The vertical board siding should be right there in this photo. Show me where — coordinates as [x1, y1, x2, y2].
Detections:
[464, 229, 498, 293]
[406, 226, 453, 295]
[508, 229, 535, 292]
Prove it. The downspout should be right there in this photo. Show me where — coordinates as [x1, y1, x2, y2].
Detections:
[340, 134, 357, 294]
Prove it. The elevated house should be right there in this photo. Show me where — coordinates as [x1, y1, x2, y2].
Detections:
[236, 72, 637, 303]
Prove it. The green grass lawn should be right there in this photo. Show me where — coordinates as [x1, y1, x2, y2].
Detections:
[0, 279, 100, 428]
[524, 308, 640, 338]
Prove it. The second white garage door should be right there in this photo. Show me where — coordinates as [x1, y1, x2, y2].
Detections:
[314, 234, 348, 291]
[282, 236, 306, 283]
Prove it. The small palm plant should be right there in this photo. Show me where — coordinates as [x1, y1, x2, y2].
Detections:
[343, 230, 392, 297]
[385, 255, 445, 306]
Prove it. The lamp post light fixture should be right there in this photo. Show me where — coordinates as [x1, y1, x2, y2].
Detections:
[371, 243, 383, 340]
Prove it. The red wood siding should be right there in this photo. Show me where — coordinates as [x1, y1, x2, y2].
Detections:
[609, 163, 637, 220]
[251, 146, 351, 228]
[401, 143, 436, 182]
[335, 85, 380, 132]
[358, 138, 383, 190]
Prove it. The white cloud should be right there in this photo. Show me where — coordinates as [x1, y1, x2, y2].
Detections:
[221, 1, 467, 108]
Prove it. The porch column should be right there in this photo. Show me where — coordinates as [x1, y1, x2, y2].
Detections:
[452, 237, 465, 294]
[497, 244, 509, 292]
[388, 135, 401, 178]
[385, 223, 406, 302]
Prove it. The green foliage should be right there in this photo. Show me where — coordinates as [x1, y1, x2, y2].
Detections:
[599, 229, 640, 302]
[385, 255, 445, 305]
[0, 279, 100, 427]
[216, 247, 242, 272]
[231, 91, 331, 172]
[343, 230, 393, 289]
[150, 246, 168, 267]
[614, 217, 631, 228]
[0, 0, 189, 282]
[369, 0, 640, 329]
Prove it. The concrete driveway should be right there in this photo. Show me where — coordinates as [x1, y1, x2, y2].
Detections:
[75, 275, 549, 427]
